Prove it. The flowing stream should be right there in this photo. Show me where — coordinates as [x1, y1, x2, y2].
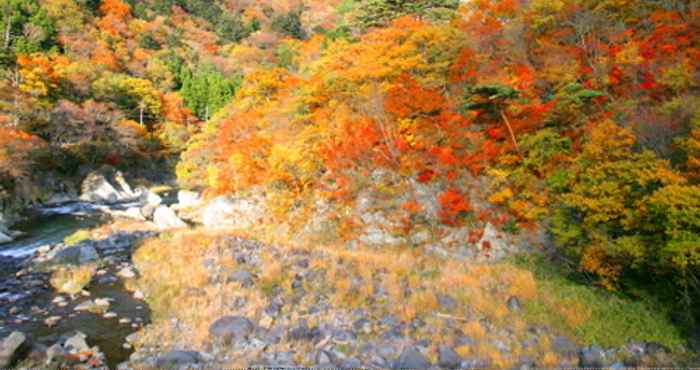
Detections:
[0, 195, 175, 367]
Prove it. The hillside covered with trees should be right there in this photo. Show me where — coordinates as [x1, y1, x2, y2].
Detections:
[1, 0, 700, 368]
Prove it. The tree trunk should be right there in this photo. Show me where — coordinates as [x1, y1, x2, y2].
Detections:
[3, 17, 11, 50]
[499, 109, 521, 155]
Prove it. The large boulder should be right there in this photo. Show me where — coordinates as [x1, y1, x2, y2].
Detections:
[202, 196, 266, 230]
[47, 244, 99, 266]
[0, 231, 13, 244]
[437, 346, 462, 369]
[177, 190, 201, 208]
[0, 331, 26, 368]
[153, 206, 188, 229]
[0, 213, 21, 245]
[64, 332, 90, 353]
[45, 192, 78, 206]
[80, 167, 140, 204]
[140, 189, 162, 207]
[394, 346, 430, 369]
[155, 350, 203, 368]
[209, 316, 254, 343]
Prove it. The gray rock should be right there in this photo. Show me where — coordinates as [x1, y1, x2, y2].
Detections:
[462, 357, 491, 369]
[410, 230, 431, 245]
[315, 349, 333, 365]
[80, 167, 139, 204]
[579, 345, 606, 368]
[332, 330, 356, 344]
[514, 355, 535, 370]
[438, 346, 462, 369]
[360, 225, 406, 246]
[456, 336, 477, 347]
[552, 336, 578, 356]
[45, 343, 65, 364]
[263, 325, 285, 344]
[153, 206, 188, 230]
[645, 342, 669, 356]
[507, 296, 522, 312]
[155, 350, 202, 368]
[437, 293, 457, 311]
[229, 270, 254, 287]
[125, 332, 140, 344]
[493, 339, 510, 352]
[268, 351, 295, 366]
[381, 315, 399, 327]
[265, 299, 283, 316]
[625, 341, 646, 355]
[477, 223, 508, 251]
[122, 207, 146, 220]
[141, 204, 157, 219]
[45, 192, 77, 205]
[203, 196, 266, 231]
[140, 190, 162, 207]
[394, 346, 430, 369]
[353, 318, 372, 334]
[340, 358, 362, 369]
[117, 266, 137, 279]
[0, 231, 13, 244]
[74, 300, 95, 311]
[79, 245, 99, 263]
[177, 190, 201, 208]
[377, 342, 399, 360]
[209, 316, 254, 343]
[0, 331, 26, 367]
[290, 321, 321, 342]
[50, 244, 99, 266]
[64, 332, 90, 353]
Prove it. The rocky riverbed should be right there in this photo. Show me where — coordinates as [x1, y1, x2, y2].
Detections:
[0, 166, 181, 369]
[0, 225, 157, 369]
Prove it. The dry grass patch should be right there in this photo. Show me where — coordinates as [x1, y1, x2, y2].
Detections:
[50, 264, 97, 294]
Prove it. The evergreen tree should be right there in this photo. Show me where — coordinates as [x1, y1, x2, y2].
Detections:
[0, 0, 56, 65]
[271, 10, 306, 39]
[179, 65, 241, 120]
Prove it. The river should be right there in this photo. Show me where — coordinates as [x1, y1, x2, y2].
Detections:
[0, 195, 174, 368]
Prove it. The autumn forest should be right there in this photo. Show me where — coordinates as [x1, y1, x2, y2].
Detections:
[0, 0, 700, 368]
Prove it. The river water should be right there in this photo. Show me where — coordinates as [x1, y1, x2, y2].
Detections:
[0, 197, 172, 367]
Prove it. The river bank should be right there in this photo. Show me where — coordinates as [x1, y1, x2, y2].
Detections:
[0, 171, 698, 369]
[0, 165, 180, 369]
[0, 224, 155, 369]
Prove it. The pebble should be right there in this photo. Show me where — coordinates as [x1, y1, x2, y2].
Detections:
[104, 312, 118, 319]
[94, 298, 111, 306]
[507, 296, 522, 312]
[119, 318, 132, 324]
[117, 267, 137, 279]
[44, 316, 61, 327]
